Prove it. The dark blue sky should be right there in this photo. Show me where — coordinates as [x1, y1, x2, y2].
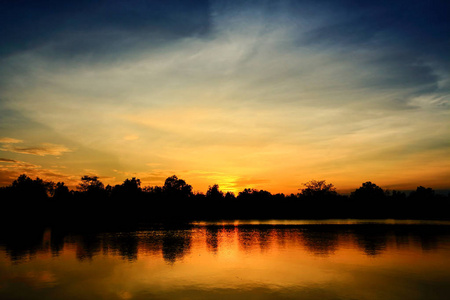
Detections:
[1, 0, 449, 60]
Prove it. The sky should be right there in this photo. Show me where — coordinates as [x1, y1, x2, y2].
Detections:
[0, 0, 449, 194]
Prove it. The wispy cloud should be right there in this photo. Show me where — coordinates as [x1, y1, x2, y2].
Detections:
[0, 158, 77, 186]
[0, 158, 18, 163]
[0, 137, 23, 144]
[1, 142, 71, 156]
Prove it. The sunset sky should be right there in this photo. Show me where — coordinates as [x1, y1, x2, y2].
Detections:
[0, 0, 449, 194]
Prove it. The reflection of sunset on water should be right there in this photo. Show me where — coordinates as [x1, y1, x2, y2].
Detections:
[2, 223, 450, 299]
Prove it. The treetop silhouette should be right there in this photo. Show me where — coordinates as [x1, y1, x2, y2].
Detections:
[1, 174, 449, 224]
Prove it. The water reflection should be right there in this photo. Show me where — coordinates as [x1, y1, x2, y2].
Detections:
[161, 230, 191, 264]
[2, 224, 450, 263]
[76, 234, 102, 261]
[2, 222, 450, 300]
[205, 226, 220, 254]
[0, 227, 47, 263]
[302, 228, 339, 256]
[353, 227, 388, 256]
[106, 232, 139, 261]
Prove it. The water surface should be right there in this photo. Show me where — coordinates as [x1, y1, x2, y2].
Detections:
[1, 220, 450, 299]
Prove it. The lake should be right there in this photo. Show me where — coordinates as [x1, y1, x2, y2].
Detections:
[1, 220, 450, 299]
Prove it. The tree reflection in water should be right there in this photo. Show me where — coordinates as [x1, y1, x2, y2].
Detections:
[1, 223, 450, 264]
[161, 230, 192, 264]
[206, 226, 220, 254]
[2, 222, 450, 300]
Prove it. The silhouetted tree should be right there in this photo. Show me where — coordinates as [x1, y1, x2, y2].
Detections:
[144, 185, 163, 194]
[224, 191, 236, 201]
[237, 188, 258, 200]
[348, 182, 388, 218]
[75, 175, 108, 219]
[299, 180, 337, 199]
[206, 184, 224, 200]
[1, 173, 450, 223]
[391, 190, 406, 201]
[122, 177, 141, 191]
[0, 175, 57, 224]
[53, 182, 71, 199]
[163, 175, 192, 198]
[11, 174, 54, 201]
[351, 181, 386, 201]
[77, 176, 104, 193]
[112, 177, 142, 199]
[409, 186, 435, 202]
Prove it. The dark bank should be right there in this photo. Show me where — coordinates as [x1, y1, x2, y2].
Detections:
[1, 174, 449, 228]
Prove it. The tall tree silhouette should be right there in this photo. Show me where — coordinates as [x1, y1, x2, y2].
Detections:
[77, 176, 104, 193]
[11, 174, 54, 201]
[163, 175, 192, 198]
[53, 182, 71, 199]
[351, 182, 385, 201]
[112, 178, 142, 199]
[206, 184, 224, 201]
[299, 180, 337, 199]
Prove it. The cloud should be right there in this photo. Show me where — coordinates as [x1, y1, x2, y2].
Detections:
[0, 138, 71, 156]
[0, 137, 22, 143]
[0, 158, 18, 163]
[1, 142, 71, 156]
[0, 158, 77, 187]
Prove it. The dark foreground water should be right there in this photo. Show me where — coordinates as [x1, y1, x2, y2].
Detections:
[1, 220, 450, 300]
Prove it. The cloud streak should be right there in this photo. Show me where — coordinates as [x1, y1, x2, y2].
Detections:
[0, 137, 23, 144]
[0, 158, 78, 187]
[0, 140, 71, 156]
[0, 158, 19, 163]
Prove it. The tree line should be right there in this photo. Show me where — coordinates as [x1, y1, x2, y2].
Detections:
[0, 174, 449, 226]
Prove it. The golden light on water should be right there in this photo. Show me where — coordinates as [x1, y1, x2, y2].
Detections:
[2, 223, 450, 299]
